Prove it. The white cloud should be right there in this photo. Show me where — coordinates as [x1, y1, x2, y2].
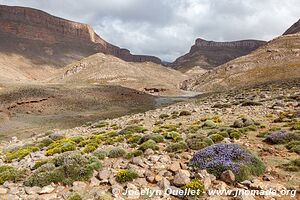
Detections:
[0, 0, 299, 61]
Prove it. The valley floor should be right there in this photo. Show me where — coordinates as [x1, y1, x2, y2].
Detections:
[0, 80, 299, 199]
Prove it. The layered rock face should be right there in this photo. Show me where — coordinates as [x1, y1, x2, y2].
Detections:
[283, 19, 300, 35]
[0, 5, 161, 65]
[181, 33, 300, 92]
[170, 38, 266, 72]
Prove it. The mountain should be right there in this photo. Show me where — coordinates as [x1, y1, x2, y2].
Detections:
[170, 38, 266, 72]
[283, 19, 300, 35]
[0, 5, 161, 82]
[181, 33, 300, 92]
[51, 53, 187, 95]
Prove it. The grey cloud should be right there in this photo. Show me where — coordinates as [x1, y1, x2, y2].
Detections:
[0, 0, 299, 61]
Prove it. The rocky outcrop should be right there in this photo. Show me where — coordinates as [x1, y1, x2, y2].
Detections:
[170, 38, 266, 72]
[0, 5, 161, 65]
[180, 33, 300, 92]
[283, 19, 300, 35]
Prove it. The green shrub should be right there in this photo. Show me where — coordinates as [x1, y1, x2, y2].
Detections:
[179, 110, 191, 116]
[82, 143, 98, 153]
[183, 179, 205, 196]
[160, 124, 179, 132]
[217, 131, 230, 138]
[68, 193, 82, 200]
[93, 150, 108, 160]
[285, 141, 300, 154]
[37, 138, 53, 148]
[281, 158, 300, 172]
[119, 125, 147, 135]
[115, 170, 138, 183]
[93, 121, 109, 128]
[241, 101, 262, 106]
[186, 135, 212, 150]
[108, 148, 126, 158]
[202, 120, 217, 129]
[138, 140, 159, 151]
[165, 141, 188, 153]
[162, 131, 182, 142]
[230, 131, 241, 140]
[5, 146, 40, 162]
[25, 151, 101, 187]
[0, 166, 27, 184]
[291, 122, 300, 130]
[127, 135, 142, 144]
[210, 134, 224, 143]
[139, 134, 164, 144]
[125, 150, 143, 159]
[256, 131, 271, 138]
[46, 138, 76, 156]
[70, 136, 84, 144]
[33, 159, 50, 170]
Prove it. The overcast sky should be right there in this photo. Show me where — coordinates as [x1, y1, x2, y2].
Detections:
[0, 0, 299, 61]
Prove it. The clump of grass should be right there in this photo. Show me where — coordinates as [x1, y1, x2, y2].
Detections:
[115, 170, 138, 183]
[125, 150, 143, 159]
[165, 141, 188, 153]
[163, 131, 182, 142]
[186, 135, 213, 150]
[202, 120, 217, 129]
[119, 125, 147, 135]
[139, 134, 164, 144]
[5, 146, 39, 162]
[92, 121, 109, 128]
[209, 134, 224, 143]
[159, 114, 169, 119]
[241, 101, 262, 106]
[285, 141, 300, 154]
[68, 193, 82, 200]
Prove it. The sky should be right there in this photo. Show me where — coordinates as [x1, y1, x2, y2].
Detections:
[0, 0, 299, 61]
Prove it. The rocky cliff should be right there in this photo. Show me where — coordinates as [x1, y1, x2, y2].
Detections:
[181, 33, 300, 92]
[170, 38, 266, 72]
[283, 19, 300, 35]
[0, 5, 161, 65]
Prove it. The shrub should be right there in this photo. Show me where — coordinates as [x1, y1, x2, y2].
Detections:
[25, 151, 101, 187]
[82, 143, 98, 153]
[230, 132, 241, 140]
[138, 140, 159, 151]
[179, 110, 191, 116]
[281, 158, 300, 172]
[108, 148, 126, 158]
[256, 131, 271, 138]
[37, 138, 53, 148]
[46, 138, 76, 156]
[212, 103, 231, 109]
[291, 122, 300, 130]
[217, 131, 230, 138]
[285, 141, 300, 154]
[33, 159, 50, 170]
[139, 134, 164, 144]
[190, 144, 265, 181]
[115, 170, 138, 183]
[183, 179, 205, 196]
[165, 141, 188, 153]
[233, 118, 254, 128]
[70, 136, 84, 144]
[127, 135, 142, 144]
[93, 150, 108, 160]
[209, 134, 224, 143]
[125, 150, 143, 159]
[186, 135, 213, 150]
[93, 121, 109, 128]
[159, 114, 169, 119]
[241, 101, 262, 106]
[119, 125, 147, 135]
[163, 131, 182, 142]
[5, 146, 39, 162]
[160, 124, 179, 132]
[202, 120, 217, 129]
[263, 131, 298, 144]
[0, 166, 27, 184]
[68, 193, 82, 200]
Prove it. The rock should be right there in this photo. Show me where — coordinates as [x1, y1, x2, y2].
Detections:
[39, 185, 55, 194]
[90, 177, 100, 187]
[157, 177, 170, 190]
[168, 161, 181, 172]
[233, 119, 244, 128]
[25, 186, 41, 195]
[39, 193, 58, 200]
[220, 170, 235, 184]
[132, 157, 145, 167]
[0, 187, 8, 194]
[98, 169, 111, 181]
[144, 148, 154, 155]
[49, 132, 64, 141]
[126, 183, 140, 199]
[197, 170, 211, 190]
[72, 181, 87, 192]
[173, 170, 190, 187]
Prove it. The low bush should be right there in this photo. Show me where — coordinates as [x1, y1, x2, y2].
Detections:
[46, 138, 76, 156]
[93, 150, 108, 160]
[183, 179, 205, 196]
[165, 141, 188, 153]
[5, 146, 39, 162]
[0, 165, 28, 184]
[115, 170, 138, 183]
[108, 148, 126, 158]
[138, 140, 159, 151]
[190, 144, 265, 181]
